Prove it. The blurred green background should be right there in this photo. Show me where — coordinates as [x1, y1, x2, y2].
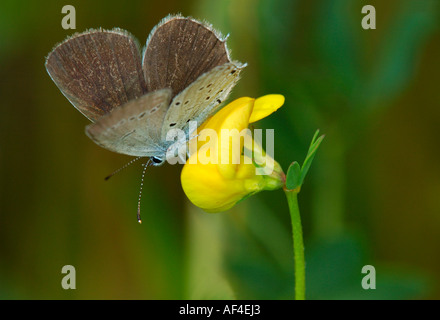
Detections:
[1, 0, 439, 299]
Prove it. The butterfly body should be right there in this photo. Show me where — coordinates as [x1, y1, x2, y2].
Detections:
[45, 15, 245, 163]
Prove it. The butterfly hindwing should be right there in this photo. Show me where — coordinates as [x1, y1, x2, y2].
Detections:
[160, 62, 244, 141]
[45, 28, 147, 122]
[86, 89, 171, 157]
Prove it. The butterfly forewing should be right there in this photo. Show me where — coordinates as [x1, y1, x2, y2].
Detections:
[86, 89, 171, 157]
[46, 29, 147, 122]
[160, 62, 244, 140]
[142, 15, 231, 98]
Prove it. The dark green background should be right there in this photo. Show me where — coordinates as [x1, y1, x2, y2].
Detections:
[1, 0, 439, 299]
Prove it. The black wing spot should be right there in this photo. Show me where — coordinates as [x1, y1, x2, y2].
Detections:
[175, 102, 181, 106]
[138, 112, 146, 119]
[184, 101, 189, 105]
[217, 99, 222, 104]
[169, 123, 177, 127]
[207, 83, 212, 88]
[198, 87, 204, 91]
[230, 70, 236, 75]
[186, 119, 191, 123]
[150, 107, 157, 114]
[206, 96, 210, 100]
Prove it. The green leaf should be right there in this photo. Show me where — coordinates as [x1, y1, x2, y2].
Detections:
[285, 130, 325, 191]
[286, 161, 301, 190]
[307, 129, 321, 154]
[300, 130, 325, 186]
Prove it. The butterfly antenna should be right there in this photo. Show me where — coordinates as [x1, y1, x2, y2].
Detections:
[137, 158, 153, 224]
[105, 156, 142, 181]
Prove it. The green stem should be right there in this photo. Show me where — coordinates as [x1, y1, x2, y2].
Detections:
[284, 189, 305, 300]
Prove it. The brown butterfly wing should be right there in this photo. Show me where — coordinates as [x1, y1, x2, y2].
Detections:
[45, 28, 147, 122]
[142, 15, 232, 98]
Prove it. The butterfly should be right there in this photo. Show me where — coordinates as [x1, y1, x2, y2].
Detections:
[45, 14, 246, 167]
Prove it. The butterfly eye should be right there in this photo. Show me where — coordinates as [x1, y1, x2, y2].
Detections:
[151, 156, 164, 165]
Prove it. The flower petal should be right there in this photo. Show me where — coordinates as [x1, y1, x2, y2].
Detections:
[196, 97, 255, 179]
[181, 153, 261, 212]
[181, 95, 285, 213]
[249, 94, 285, 123]
[200, 97, 254, 132]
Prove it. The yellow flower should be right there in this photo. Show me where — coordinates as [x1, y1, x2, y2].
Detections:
[181, 94, 285, 212]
